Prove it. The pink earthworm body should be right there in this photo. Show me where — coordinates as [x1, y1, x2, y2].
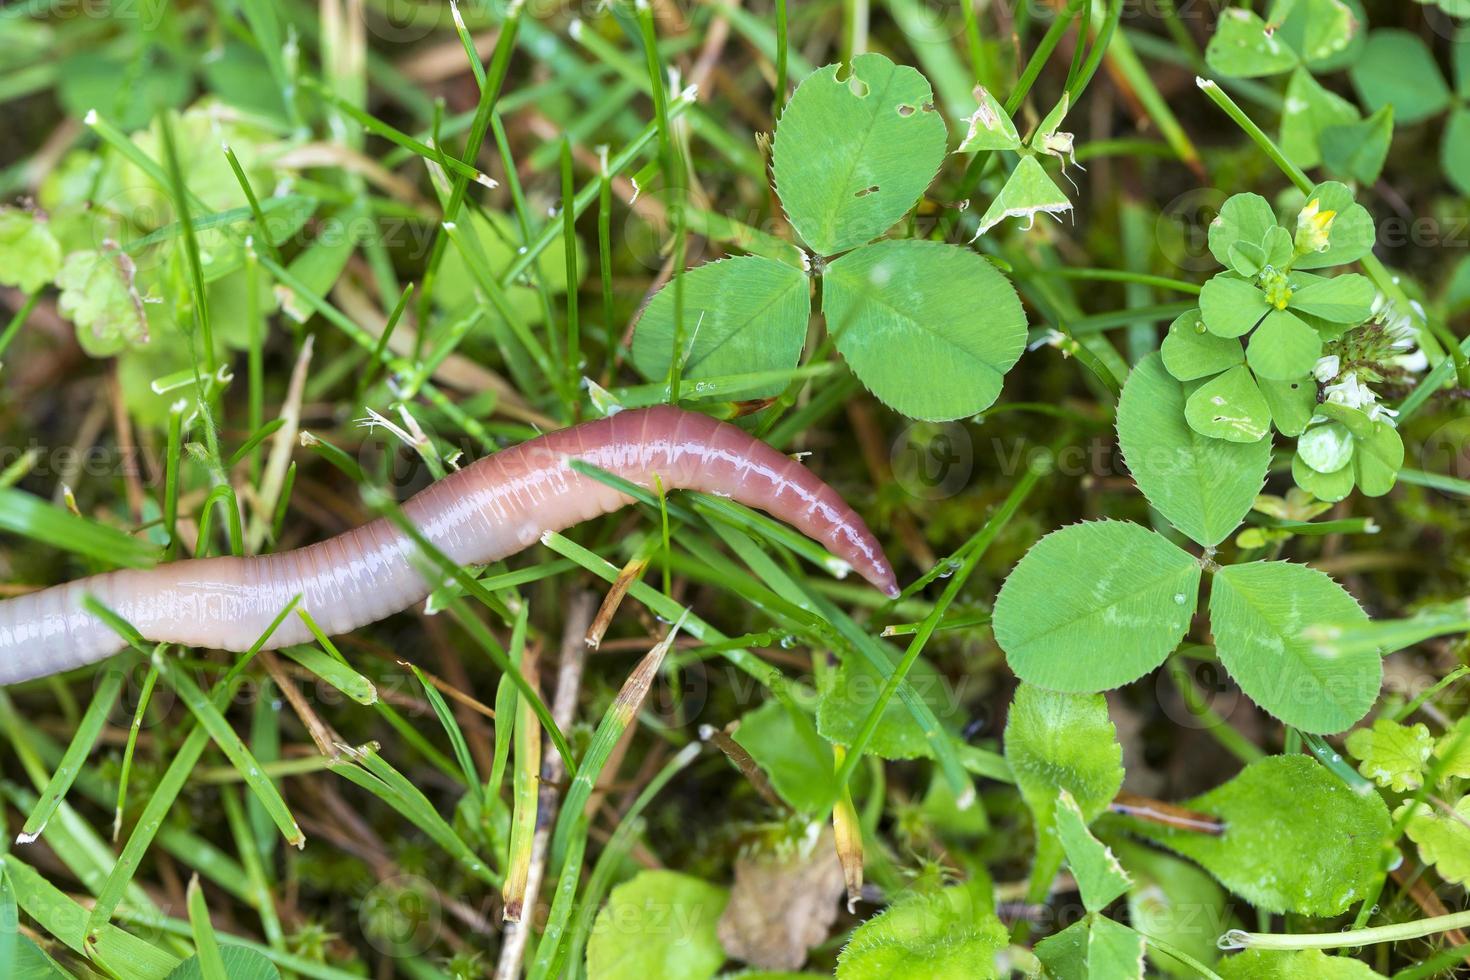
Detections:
[0, 406, 897, 685]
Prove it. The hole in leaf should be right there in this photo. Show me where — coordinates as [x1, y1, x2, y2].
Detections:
[896, 104, 915, 117]
[922, 101, 936, 112]
[855, 185, 880, 198]
[848, 75, 869, 97]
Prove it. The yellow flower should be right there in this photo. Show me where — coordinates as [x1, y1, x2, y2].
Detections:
[1295, 198, 1336, 254]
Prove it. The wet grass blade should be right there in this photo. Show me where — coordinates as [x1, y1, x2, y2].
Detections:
[18, 662, 126, 844]
[149, 652, 304, 848]
[329, 746, 500, 887]
[0, 488, 159, 568]
[549, 610, 688, 864]
[502, 642, 540, 922]
[186, 875, 226, 980]
[407, 662, 482, 805]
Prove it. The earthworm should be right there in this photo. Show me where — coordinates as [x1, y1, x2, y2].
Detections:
[0, 406, 897, 685]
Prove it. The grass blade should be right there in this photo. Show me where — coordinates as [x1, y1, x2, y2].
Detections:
[18, 662, 126, 844]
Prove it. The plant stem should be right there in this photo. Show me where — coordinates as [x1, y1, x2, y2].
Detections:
[1223, 909, 1470, 951]
[1047, 268, 1202, 294]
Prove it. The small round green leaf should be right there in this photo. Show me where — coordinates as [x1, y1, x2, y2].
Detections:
[1200, 275, 1267, 338]
[1184, 365, 1272, 443]
[1123, 755, 1390, 916]
[1161, 310, 1244, 381]
[1320, 105, 1393, 185]
[436, 209, 582, 315]
[1349, 29, 1451, 126]
[1292, 451, 1356, 501]
[1004, 684, 1124, 831]
[587, 871, 729, 980]
[1288, 273, 1376, 323]
[1119, 353, 1269, 548]
[56, 249, 150, 357]
[836, 880, 1006, 980]
[993, 521, 1201, 692]
[631, 255, 810, 399]
[1205, 8, 1300, 77]
[1211, 560, 1379, 733]
[1354, 419, 1404, 496]
[1273, 0, 1359, 67]
[1298, 422, 1354, 473]
[1442, 106, 1470, 198]
[1218, 948, 1385, 979]
[1257, 376, 1316, 437]
[732, 701, 835, 813]
[817, 640, 966, 759]
[1280, 69, 1361, 170]
[1226, 241, 1266, 278]
[165, 946, 282, 980]
[772, 53, 947, 255]
[822, 240, 1026, 421]
[1345, 717, 1433, 792]
[1246, 310, 1321, 381]
[1208, 194, 1276, 268]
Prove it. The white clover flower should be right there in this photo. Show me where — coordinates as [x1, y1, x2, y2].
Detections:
[1372, 294, 1428, 375]
[1393, 348, 1429, 373]
[1324, 371, 1399, 424]
[1313, 354, 1341, 383]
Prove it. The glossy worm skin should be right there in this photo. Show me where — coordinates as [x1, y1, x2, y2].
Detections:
[0, 406, 897, 685]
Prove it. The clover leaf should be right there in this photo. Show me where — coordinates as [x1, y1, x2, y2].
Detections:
[956, 85, 1020, 152]
[1349, 27, 1470, 196]
[1291, 402, 1404, 501]
[1169, 185, 1375, 447]
[959, 91, 1076, 238]
[1205, 0, 1359, 79]
[772, 52, 947, 255]
[636, 53, 1031, 423]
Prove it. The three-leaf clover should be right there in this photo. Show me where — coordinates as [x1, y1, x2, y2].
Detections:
[1161, 183, 1374, 443]
[957, 87, 1076, 238]
[1206, 2, 1400, 186]
[633, 53, 1029, 422]
[1291, 397, 1405, 501]
[991, 353, 1383, 735]
[1350, 27, 1470, 195]
[1205, 0, 1360, 80]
